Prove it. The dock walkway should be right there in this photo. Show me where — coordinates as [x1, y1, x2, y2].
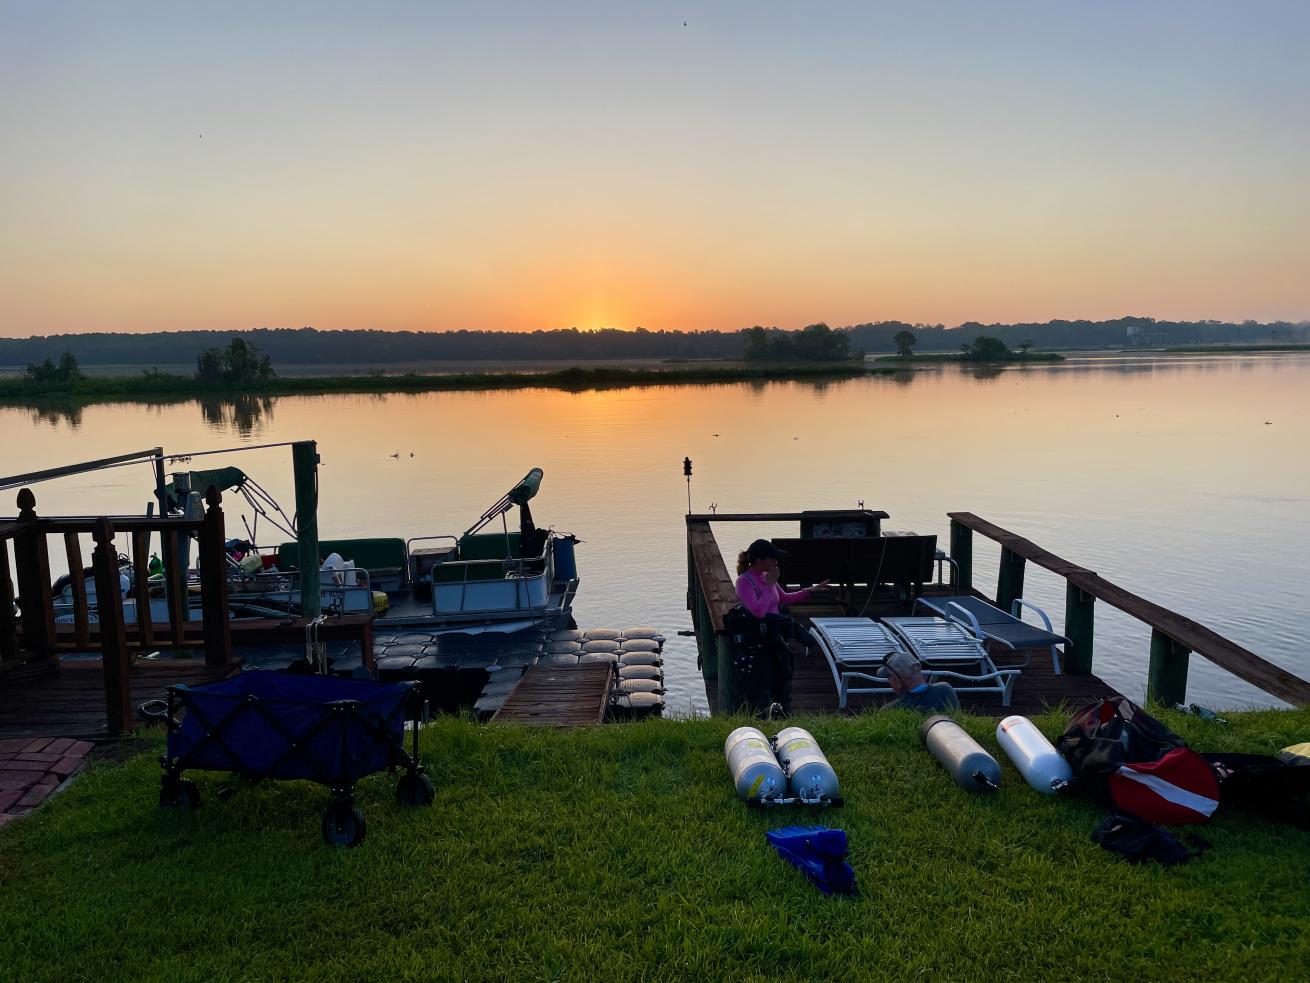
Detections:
[492, 663, 613, 726]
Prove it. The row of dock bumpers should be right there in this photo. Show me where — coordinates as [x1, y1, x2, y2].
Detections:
[542, 627, 668, 717]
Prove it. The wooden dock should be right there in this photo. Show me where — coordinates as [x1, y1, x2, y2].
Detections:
[686, 510, 1310, 716]
[491, 663, 613, 726]
[0, 657, 237, 740]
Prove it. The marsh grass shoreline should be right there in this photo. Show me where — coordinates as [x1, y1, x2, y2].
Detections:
[872, 352, 1065, 364]
[0, 362, 889, 408]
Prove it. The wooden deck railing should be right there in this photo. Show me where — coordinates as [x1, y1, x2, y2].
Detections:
[1, 486, 234, 735]
[947, 512, 1310, 707]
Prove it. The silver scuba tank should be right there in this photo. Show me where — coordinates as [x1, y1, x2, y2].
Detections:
[996, 715, 1072, 794]
[773, 726, 841, 801]
[921, 715, 1001, 793]
[724, 726, 787, 801]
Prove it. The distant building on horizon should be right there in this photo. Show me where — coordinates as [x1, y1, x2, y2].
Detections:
[1126, 323, 1176, 347]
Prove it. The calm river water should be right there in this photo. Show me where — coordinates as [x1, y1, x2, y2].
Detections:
[5, 353, 1308, 712]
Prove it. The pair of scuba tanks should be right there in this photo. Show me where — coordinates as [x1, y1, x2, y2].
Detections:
[726, 715, 1073, 803]
[923, 714, 1072, 795]
[725, 726, 843, 806]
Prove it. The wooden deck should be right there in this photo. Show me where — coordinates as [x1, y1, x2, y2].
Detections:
[704, 648, 1122, 718]
[491, 663, 613, 726]
[0, 657, 237, 740]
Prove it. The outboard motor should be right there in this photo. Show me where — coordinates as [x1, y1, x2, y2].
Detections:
[724, 726, 787, 802]
[773, 727, 841, 803]
[921, 715, 1001, 793]
[996, 715, 1072, 794]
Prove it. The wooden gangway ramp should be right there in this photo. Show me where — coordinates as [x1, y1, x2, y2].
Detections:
[491, 663, 613, 726]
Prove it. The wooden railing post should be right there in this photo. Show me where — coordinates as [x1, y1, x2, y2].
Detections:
[199, 486, 232, 667]
[0, 541, 17, 663]
[162, 529, 188, 645]
[996, 547, 1026, 613]
[949, 518, 972, 594]
[63, 532, 92, 648]
[13, 488, 56, 654]
[130, 530, 154, 649]
[1147, 630, 1191, 707]
[92, 518, 132, 736]
[1064, 582, 1095, 675]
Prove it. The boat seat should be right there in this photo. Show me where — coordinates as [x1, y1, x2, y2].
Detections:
[431, 533, 524, 584]
[276, 537, 409, 589]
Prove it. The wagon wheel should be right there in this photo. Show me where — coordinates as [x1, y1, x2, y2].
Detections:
[159, 776, 201, 810]
[396, 772, 436, 807]
[322, 802, 366, 847]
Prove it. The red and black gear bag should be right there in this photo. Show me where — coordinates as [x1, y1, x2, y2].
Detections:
[1057, 697, 1218, 824]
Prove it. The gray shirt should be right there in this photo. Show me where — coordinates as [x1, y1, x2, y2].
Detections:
[886, 682, 961, 713]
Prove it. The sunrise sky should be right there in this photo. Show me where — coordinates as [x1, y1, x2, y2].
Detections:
[1, 1, 1306, 337]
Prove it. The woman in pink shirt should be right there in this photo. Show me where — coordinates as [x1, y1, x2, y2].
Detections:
[732, 539, 830, 716]
[735, 539, 830, 618]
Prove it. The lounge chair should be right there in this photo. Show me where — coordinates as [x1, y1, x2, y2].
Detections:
[808, 617, 911, 710]
[913, 595, 1067, 673]
[881, 615, 1020, 706]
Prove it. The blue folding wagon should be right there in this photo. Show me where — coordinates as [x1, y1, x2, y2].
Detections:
[157, 669, 432, 846]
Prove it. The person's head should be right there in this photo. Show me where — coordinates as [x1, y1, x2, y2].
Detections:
[737, 538, 787, 575]
[882, 652, 925, 695]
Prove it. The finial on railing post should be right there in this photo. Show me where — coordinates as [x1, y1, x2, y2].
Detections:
[92, 516, 116, 546]
[204, 485, 222, 510]
[16, 488, 36, 518]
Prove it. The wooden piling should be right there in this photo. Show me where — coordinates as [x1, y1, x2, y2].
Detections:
[949, 518, 973, 594]
[1147, 629, 1191, 707]
[996, 546, 1026, 613]
[1064, 583, 1096, 675]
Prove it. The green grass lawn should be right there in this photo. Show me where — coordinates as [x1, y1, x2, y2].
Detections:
[3, 708, 1308, 982]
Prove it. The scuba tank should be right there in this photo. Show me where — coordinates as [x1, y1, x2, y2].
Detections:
[773, 727, 841, 803]
[724, 726, 787, 802]
[921, 715, 1001, 793]
[995, 715, 1072, 794]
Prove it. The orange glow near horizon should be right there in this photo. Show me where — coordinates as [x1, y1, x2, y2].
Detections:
[2, 5, 1308, 337]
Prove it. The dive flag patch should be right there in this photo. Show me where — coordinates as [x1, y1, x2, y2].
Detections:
[1109, 748, 1220, 825]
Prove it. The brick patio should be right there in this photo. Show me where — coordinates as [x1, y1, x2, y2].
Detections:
[0, 736, 93, 826]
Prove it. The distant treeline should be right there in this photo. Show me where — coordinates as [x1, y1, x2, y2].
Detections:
[1, 317, 1307, 367]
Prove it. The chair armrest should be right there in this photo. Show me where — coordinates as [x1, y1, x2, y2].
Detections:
[944, 601, 984, 640]
[1010, 597, 1054, 633]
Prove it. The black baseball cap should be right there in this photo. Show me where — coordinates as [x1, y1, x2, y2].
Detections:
[746, 538, 787, 562]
